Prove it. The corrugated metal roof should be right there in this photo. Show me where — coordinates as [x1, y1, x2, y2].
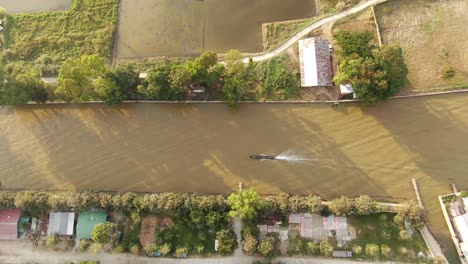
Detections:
[0, 208, 21, 240]
[47, 212, 75, 236]
[76, 211, 107, 240]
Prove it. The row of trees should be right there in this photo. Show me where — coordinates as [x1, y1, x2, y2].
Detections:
[0, 189, 426, 228]
[0, 51, 300, 106]
[227, 189, 426, 227]
[333, 31, 408, 104]
[0, 191, 225, 217]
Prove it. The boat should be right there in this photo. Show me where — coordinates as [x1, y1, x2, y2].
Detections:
[249, 154, 277, 160]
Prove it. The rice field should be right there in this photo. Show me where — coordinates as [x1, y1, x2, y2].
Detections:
[115, 0, 316, 59]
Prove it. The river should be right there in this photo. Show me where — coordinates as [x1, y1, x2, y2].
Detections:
[1, 93, 468, 262]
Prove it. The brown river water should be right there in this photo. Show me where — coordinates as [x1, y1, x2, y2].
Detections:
[1, 93, 468, 262]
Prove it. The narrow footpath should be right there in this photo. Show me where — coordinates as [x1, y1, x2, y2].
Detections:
[242, 0, 388, 63]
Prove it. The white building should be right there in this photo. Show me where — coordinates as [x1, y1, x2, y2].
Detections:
[298, 37, 333, 87]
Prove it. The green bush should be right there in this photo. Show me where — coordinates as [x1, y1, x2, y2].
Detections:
[381, 244, 392, 257]
[160, 243, 172, 256]
[143, 243, 159, 256]
[307, 241, 319, 254]
[175, 247, 188, 258]
[113, 244, 126, 253]
[352, 245, 362, 255]
[79, 239, 91, 252]
[45, 235, 59, 248]
[442, 66, 455, 80]
[365, 243, 380, 258]
[399, 230, 411, 240]
[258, 237, 275, 258]
[91, 222, 115, 244]
[130, 244, 140, 255]
[242, 233, 258, 255]
[89, 243, 103, 253]
[287, 237, 304, 255]
[319, 241, 333, 256]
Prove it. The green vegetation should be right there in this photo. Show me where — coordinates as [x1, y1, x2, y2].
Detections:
[394, 201, 426, 229]
[349, 213, 428, 261]
[321, 0, 360, 13]
[91, 222, 115, 244]
[258, 237, 275, 258]
[2, 0, 118, 67]
[263, 18, 318, 51]
[443, 66, 455, 80]
[227, 188, 262, 220]
[333, 31, 408, 104]
[45, 234, 59, 248]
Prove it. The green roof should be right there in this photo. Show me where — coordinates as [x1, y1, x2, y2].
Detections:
[76, 211, 107, 240]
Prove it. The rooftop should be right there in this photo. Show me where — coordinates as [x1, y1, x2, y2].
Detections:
[76, 211, 107, 240]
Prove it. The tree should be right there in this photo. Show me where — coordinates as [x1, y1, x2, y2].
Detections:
[394, 201, 426, 229]
[169, 65, 191, 100]
[91, 222, 115, 244]
[56, 55, 107, 102]
[46, 234, 59, 248]
[216, 229, 237, 255]
[334, 30, 374, 58]
[373, 44, 408, 95]
[0, 192, 15, 208]
[222, 49, 253, 106]
[365, 243, 380, 258]
[258, 237, 275, 258]
[305, 195, 324, 214]
[141, 61, 172, 100]
[333, 31, 408, 104]
[227, 188, 262, 220]
[94, 74, 120, 105]
[354, 195, 379, 215]
[319, 241, 333, 256]
[242, 233, 258, 255]
[328, 196, 355, 216]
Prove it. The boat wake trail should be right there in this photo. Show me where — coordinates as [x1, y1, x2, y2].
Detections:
[274, 150, 317, 163]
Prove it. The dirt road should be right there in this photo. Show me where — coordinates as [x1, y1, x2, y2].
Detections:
[242, 0, 388, 63]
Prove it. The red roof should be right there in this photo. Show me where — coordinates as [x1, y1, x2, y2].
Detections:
[0, 208, 21, 240]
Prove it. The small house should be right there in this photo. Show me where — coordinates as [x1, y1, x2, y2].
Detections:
[76, 211, 107, 240]
[298, 37, 333, 87]
[340, 84, 356, 99]
[47, 212, 75, 236]
[40, 77, 58, 84]
[0, 208, 21, 240]
[139, 72, 148, 79]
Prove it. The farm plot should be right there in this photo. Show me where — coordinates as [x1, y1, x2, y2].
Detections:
[376, 0, 468, 93]
[115, 0, 316, 59]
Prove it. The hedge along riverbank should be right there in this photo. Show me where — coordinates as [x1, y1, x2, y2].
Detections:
[0, 190, 425, 228]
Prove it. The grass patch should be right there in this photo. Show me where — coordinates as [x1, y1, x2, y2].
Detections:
[263, 17, 319, 52]
[348, 213, 427, 261]
[2, 0, 118, 68]
[156, 211, 230, 255]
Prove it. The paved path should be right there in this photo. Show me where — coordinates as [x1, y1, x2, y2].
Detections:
[242, 0, 388, 63]
[232, 217, 245, 257]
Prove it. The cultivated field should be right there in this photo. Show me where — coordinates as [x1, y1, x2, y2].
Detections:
[0, 0, 71, 13]
[115, 0, 316, 59]
[376, 0, 468, 93]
